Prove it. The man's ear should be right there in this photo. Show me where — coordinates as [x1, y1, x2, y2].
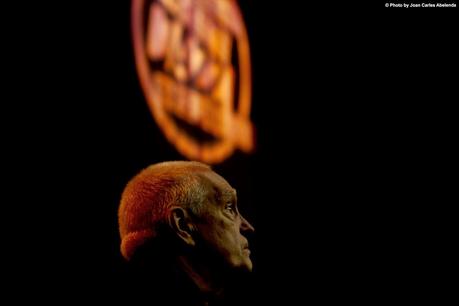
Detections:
[168, 206, 196, 246]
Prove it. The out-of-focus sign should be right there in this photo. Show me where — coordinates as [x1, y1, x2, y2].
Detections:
[132, 0, 254, 163]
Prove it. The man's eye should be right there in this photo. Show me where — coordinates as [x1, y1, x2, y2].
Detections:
[225, 204, 236, 214]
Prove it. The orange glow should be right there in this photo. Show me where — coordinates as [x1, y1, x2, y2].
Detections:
[132, 0, 254, 164]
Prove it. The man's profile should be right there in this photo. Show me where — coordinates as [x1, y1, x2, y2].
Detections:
[118, 161, 255, 306]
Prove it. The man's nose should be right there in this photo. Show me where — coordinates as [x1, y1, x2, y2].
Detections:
[240, 215, 255, 233]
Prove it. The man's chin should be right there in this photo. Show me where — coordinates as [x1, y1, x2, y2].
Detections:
[225, 254, 253, 273]
[238, 257, 253, 272]
[244, 261, 253, 272]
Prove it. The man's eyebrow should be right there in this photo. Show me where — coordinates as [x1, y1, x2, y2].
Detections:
[218, 189, 237, 202]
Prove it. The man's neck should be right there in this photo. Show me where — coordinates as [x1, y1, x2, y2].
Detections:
[175, 255, 225, 300]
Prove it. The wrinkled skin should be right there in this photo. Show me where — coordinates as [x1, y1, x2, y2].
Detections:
[193, 170, 255, 272]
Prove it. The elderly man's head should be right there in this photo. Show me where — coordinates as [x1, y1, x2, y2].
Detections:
[118, 161, 254, 273]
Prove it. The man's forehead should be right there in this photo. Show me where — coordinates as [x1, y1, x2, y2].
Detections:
[220, 188, 237, 199]
[198, 170, 236, 198]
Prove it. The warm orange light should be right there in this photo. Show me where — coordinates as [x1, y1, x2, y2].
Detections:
[132, 0, 254, 164]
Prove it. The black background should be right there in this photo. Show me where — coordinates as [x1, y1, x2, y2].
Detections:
[6, 0, 456, 304]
